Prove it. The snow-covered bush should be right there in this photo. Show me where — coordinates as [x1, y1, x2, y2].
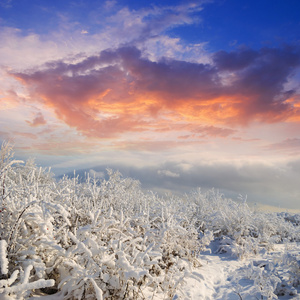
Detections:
[188, 188, 300, 258]
[231, 243, 300, 299]
[278, 212, 300, 226]
[0, 239, 55, 300]
[1, 142, 300, 299]
[0, 143, 209, 299]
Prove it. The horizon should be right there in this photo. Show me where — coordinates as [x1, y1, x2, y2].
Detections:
[1, 0, 300, 209]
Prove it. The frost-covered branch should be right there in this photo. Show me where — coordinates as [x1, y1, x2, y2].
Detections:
[0, 240, 8, 276]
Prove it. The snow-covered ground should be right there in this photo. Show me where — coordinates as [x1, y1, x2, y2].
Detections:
[180, 242, 300, 300]
[184, 243, 245, 299]
[1, 143, 300, 300]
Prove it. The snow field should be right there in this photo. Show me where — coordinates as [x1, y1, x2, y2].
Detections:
[0, 142, 300, 299]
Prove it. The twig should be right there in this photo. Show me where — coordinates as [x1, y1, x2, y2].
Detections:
[7, 201, 37, 253]
[234, 291, 243, 300]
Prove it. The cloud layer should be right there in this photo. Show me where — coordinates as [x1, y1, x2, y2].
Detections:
[60, 158, 300, 210]
[11, 45, 300, 140]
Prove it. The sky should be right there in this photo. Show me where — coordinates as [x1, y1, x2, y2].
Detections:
[1, 0, 300, 210]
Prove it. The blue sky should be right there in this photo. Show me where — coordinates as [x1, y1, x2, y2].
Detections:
[1, 0, 300, 210]
[3, 0, 300, 49]
[198, 0, 300, 50]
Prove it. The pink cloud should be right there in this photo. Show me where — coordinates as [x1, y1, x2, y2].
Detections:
[192, 125, 236, 137]
[11, 45, 300, 139]
[112, 139, 206, 152]
[265, 138, 300, 154]
[26, 112, 47, 127]
[13, 132, 38, 139]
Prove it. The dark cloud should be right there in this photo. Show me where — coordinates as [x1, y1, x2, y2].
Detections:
[214, 46, 300, 122]
[213, 49, 258, 71]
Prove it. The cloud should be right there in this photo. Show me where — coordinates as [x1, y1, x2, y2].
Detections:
[21, 139, 99, 156]
[111, 140, 204, 152]
[88, 169, 105, 178]
[104, 0, 117, 10]
[0, 27, 64, 69]
[13, 131, 37, 139]
[0, 130, 37, 143]
[214, 46, 300, 123]
[158, 169, 180, 178]
[287, 159, 300, 174]
[0, 131, 10, 141]
[192, 125, 236, 137]
[63, 159, 300, 209]
[0, 1, 207, 73]
[106, 3, 203, 45]
[1, 1, 300, 212]
[11, 44, 300, 140]
[265, 138, 300, 154]
[3, 4, 300, 142]
[12, 55, 148, 138]
[0, 89, 20, 110]
[0, 0, 12, 8]
[213, 49, 259, 71]
[26, 112, 46, 127]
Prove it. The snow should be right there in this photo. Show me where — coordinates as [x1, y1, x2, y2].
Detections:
[178, 242, 300, 300]
[1, 279, 55, 294]
[180, 245, 250, 299]
[0, 240, 8, 275]
[90, 278, 104, 300]
[1, 142, 300, 299]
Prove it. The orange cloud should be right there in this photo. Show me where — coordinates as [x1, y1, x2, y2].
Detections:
[285, 96, 300, 122]
[11, 45, 300, 139]
[0, 90, 20, 110]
